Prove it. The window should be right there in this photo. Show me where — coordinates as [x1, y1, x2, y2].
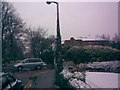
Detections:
[30, 59, 42, 62]
[23, 60, 30, 63]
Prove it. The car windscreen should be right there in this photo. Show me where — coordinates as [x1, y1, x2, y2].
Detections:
[22, 60, 30, 63]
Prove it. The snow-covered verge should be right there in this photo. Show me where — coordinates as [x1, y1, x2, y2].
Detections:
[59, 61, 119, 88]
[86, 61, 120, 73]
[60, 66, 91, 88]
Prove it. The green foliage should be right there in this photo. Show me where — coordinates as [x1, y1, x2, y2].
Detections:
[61, 46, 72, 59]
[41, 49, 54, 64]
[84, 45, 120, 62]
[65, 45, 120, 64]
[66, 46, 89, 64]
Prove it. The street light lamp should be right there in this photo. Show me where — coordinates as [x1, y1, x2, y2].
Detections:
[46, 1, 58, 4]
[46, 1, 62, 72]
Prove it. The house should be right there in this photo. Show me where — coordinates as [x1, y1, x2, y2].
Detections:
[63, 37, 109, 47]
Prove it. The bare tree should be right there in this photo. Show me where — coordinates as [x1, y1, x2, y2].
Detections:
[28, 26, 48, 58]
[2, 2, 25, 63]
[96, 34, 110, 40]
[112, 33, 120, 42]
[111, 33, 120, 49]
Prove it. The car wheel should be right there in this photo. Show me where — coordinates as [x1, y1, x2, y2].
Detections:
[36, 65, 41, 70]
[17, 66, 23, 71]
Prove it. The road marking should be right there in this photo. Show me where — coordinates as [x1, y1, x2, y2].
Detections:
[24, 80, 32, 89]
[23, 69, 54, 89]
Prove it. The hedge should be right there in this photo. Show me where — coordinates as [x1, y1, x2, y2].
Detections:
[65, 45, 120, 64]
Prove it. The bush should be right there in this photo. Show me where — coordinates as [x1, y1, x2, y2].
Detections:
[84, 45, 120, 62]
[66, 46, 89, 64]
[41, 49, 54, 64]
[65, 45, 120, 64]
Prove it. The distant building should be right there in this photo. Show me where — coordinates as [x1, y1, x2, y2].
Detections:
[63, 37, 109, 47]
[63, 37, 82, 46]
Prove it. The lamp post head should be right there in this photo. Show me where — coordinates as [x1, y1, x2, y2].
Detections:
[46, 1, 58, 5]
[46, 1, 52, 4]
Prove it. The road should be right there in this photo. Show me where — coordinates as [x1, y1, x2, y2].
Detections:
[14, 69, 55, 88]
[31, 70, 55, 88]
[3, 65, 55, 88]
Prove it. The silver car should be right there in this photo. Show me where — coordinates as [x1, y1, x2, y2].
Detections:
[14, 58, 47, 71]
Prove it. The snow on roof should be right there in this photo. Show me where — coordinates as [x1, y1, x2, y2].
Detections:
[63, 37, 108, 41]
[81, 38, 108, 41]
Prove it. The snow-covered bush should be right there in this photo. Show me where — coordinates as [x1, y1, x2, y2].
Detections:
[60, 66, 91, 88]
[60, 68, 73, 79]
[69, 78, 91, 88]
[86, 61, 120, 73]
[73, 72, 86, 81]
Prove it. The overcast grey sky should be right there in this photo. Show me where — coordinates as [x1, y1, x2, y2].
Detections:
[12, 2, 118, 40]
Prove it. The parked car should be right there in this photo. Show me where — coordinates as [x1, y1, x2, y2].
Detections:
[14, 58, 47, 71]
[0, 72, 23, 90]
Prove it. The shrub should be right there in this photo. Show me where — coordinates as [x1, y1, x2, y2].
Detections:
[84, 45, 120, 62]
[65, 45, 120, 64]
[66, 46, 89, 64]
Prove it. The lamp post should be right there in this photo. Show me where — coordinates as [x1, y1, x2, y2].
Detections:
[46, 1, 62, 72]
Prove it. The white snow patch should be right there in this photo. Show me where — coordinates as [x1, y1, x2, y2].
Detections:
[86, 72, 120, 88]
[60, 68, 73, 79]
[69, 78, 91, 88]
[73, 72, 85, 80]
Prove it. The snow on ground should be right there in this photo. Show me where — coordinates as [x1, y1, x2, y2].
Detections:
[86, 72, 120, 88]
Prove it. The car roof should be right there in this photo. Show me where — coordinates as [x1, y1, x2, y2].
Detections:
[24, 58, 42, 60]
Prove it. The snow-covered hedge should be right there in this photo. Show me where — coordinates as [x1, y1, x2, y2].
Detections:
[84, 61, 120, 73]
[69, 78, 91, 88]
[60, 66, 91, 88]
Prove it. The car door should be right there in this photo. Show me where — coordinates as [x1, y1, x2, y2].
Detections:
[22, 60, 32, 69]
[27, 59, 35, 68]
[34, 59, 42, 66]
[30, 59, 39, 68]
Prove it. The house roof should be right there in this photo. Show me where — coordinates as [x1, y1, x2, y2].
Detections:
[63, 37, 109, 42]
